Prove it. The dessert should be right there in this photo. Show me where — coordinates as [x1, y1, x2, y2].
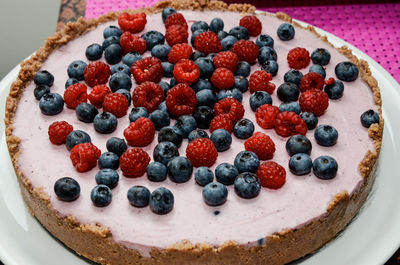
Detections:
[4, 0, 383, 264]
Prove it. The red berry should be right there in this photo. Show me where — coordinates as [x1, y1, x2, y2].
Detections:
[194, 31, 222, 55]
[231, 39, 259, 64]
[212, 51, 239, 72]
[256, 161, 286, 189]
[166, 83, 197, 116]
[274, 111, 308, 137]
[299, 89, 329, 116]
[210, 67, 235, 90]
[164, 13, 188, 30]
[120, 148, 150, 178]
[120, 32, 147, 54]
[239, 15, 262, 37]
[186, 138, 218, 167]
[299, 72, 325, 92]
[70, 142, 101, 173]
[168, 43, 193, 64]
[102, 93, 129, 118]
[325, 77, 335, 86]
[48, 121, 73, 145]
[131, 57, 163, 84]
[244, 132, 275, 160]
[118, 12, 147, 33]
[165, 24, 188, 46]
[287, 47, 310, 70]
[213, 97, 244, 122]
[124, 117, 155, 147]
[249, 70, 275, 94]
[84, 61, 111, 87]
[209, 114, 234, 133]
[87, 84, 111, 108]
[64, 83, 88, 109]
[255, 104, 280, 129]
[173, 59, 200, 85]
[131, 81, 164, 112]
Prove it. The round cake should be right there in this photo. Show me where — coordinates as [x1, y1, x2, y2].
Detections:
[5, 0, 383, 264]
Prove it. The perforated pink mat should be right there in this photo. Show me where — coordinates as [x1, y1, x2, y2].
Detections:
[85, 1, 400, 84]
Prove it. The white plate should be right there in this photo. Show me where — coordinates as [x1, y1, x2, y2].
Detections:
[0, 19, 399, 265]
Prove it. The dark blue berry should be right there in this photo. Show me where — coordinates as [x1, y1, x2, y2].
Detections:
[75, 102, 98, 123]
[162, 62, 174, 77]
[311, 48, 331, 66]
[128, 186, 150, 207]
[261, 60, 279, 76]
[191, 29, 207, 47]
[129, 107, 149, 122]
[93, 112, 118, 134]
[284, 69, 303, 86]
[147, 162, 168, 182]
[95, 168, 119, 189]
[151, 44, 171, 61]
[98, 152, 119, 170]
[235, 61, 251, 77]
[190, 51, 205, 61]
[195, 167, 214, 186]
[285, 134, 312, 156]
[249, 91, 272, 111]
[234, 76, 249, 92]
[210, 129, 232, 152]
[234, 151, 260, 173]
[217, 88, 243, 102]
[191, 21, 209, 32]
[335, 61, 359, 81]
[174, 115, 197, 138]
[85, 43, 103, 61]
[153, 141, 179, 166]
[234, 172, 261, 199]
[324, 80, 344, 99]
[234, 118, 255, 139]
[279, 102, 301, 114]
[34, 85, 50, 100]
[149, 187, 174, 214]
[158, 101, 168, 113]
[277, 82, 300, 102]
[167, 156, 193, 183]
[102, 36, 120, 49]
[39, 92, 64, 115]
[258, 46, 277, 65]
[195, 57, 215, 79]
[221, 35, 238, 51]
[141, 30, 165, 50]
[159, 81, 170, 96]
[103, 25, 122, 38]
[188, 129, 209, 142]
[215, 163, 238, 185]
[34, 70, 54, 87]
[217, 30, 228, 40]
[54, 177, 80, 202]
[314, 124, 339, 146]
[122, 52, 142, 67]
[210, 18, 224, 33]
[202, 182, 228, 206]
[309, 64, 326, 78]
[91, 185, 112, 207]
[66, 130, 91, 151]
[150, 110, 170, 131]
[170, 77, 177, 87]
[65, 78, 79, 89]
[313, 156, 338, 180]
[193, 106, 214, 129]
[192, 79, 213, 93]
[300, 112, 318, 130]
[196, 89, 217, 107]
[158, 126, 183, 147]
[67, 60, 87, 81]
[256, 34, 274, 48]
[277, 23, 295, 41]
[115, 89, 131, 105]
[162, 7, 177, 23]
[111, 63, 131, 76]
[289, 153, 313, 175]
[104, 44, 122, 65]
[229, 26, 249, 40]
[360, 109, 380, 128]
[106, 137, 127, 157]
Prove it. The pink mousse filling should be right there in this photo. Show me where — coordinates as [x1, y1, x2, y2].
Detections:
[13, 10, 377, 256]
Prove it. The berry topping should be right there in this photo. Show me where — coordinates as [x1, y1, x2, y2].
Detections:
[286, 134, 312, 156]
[195, 167, 214, 186]
[120, 32, 147, 54]
[202, 182, 228, 206]
[256, 161, 286, 189]
[106, 137, 128, 157]
[313, 156, 338, 180]
[66, 130, 91, 151]
[104, 25, 123, 39]
[131, 81, 164, 112]
[168, 43, 193, 63]
[147, 162, 168, 182]
[70, 142, 101, 173]
[277, 23, 295, 41]
[96, 168, 119, 189]
[212, 51, 239, 72]
[191, 21, 209, 33]
[173, 59, 200, 84]
[239, 15, 262, 37]
[104, 44, 123, 65]
[88, 85, 111, 108]
[186, 138, 218, 167]
[210, 128, 232, 152]
[255, 104, 280, 129]
[234, 172, 261, 198]
[118, 12, 147, 33]
[162, 7, 177, 23]
[54, 177, 80, 202]
[309, 64, 326, 78]
[277, 82, 300, 102]
[234, 118, 255, 139]
[209, 114, 234, 134]
[166, 83, 197, 116]
[34, 85, 50, 100]
[194, 31, 222, 55]
[64, 83, 88, 109]
[194, 57, 215, 79]
[360, 109, 380, 128]
[48, 121, 73, 145]
[299, 89, 329, 116]
[249, 91, 272, 112]
[164, 12, 188, 30]
[124, 117, 155, 147]
[93, 112, 118, 134]
[76, 102, 98, 123]
[324, 79, 344, 99]
[91, 185, 112, 207]
[279, 101, 301, 114]
[299, 72, 325, 92]
[234, 150, 260, 173]
[149, 187, 174, 214]
[274, 111, 308, 137]
[127, 186, 150, 207]
[287, 47, 310, 70]
[261, 60, 279, 77]
[210, 67, 235, 90]
[244, 132, 275, 160]
[141, 30, 165, 50]
[215, 163, 238, 185]
[229, 26, 249, 40]
[150, 110, 170, 131]
[167, 156, 193, 183]
[256, 34, 274, 48]
[120, 148, 150, 178]
[158, 126, 183, 147]
[231, 39, 259, 64]
[210, 18, 224, 33]
[214, 97, 244, 122]
[84, 61, 111, 87]
[174, 115, 197, 138]
[221, 35, 238, 51]
[300, 112, 318, 130]
[289, 153, 313, 176]
[248, 70, 275, 94]
[102, 93, 129, 118]
[34, 70, 54, 87]
[131, 57, 163, 84]
[188, 129, 209, 142]
[153, 141, 179, 166]
[165, 24, 188, 46]
[335, 61, 359, 81]
[284, 69, 303, 86]
[193, 106, 215, 129]
[98, 152, 120, 170]
[311, 48, 331, 65]
[314, 124, 339, 146]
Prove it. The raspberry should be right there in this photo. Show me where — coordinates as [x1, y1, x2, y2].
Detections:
[274, 111, 308, 137]
[131, 57, 163, 84]
[164, 13, 188, 30]
[123, 117, 155, 147]
[120, 148, 150, 178]
[48, 121, 73, 145]
[210, 67, 235, 90]
[299, 89, 329, 116]
[83, 61, 111, 87]
[131, 81, 164, 112]
[63, 83, 88, 109]
[299, 72, 325, 92]
[255, 104, 280, 129]
[186, 138, 218, 167]
[209, 114, 234, 133]
[249, 70, 275, 94]
[231, 39, 259, 64]
[87, 85, 111, 108]
[256, 161, 286, 189]
[325, 77, 335, 86]
[118, 12, 147, 33]
[168, 43, 193, 64]
[166, 83, 197, 116]
[287, 47, 310, 70]
[244, 132, 275, 160]
[194, 31, 222, 55]
[102, 93, 129, 118]
[213, 98, 244, 122]
[120, 32, 147, 54]
[70, 142, 101, 173]
[165, 24, 188, 46]
[173, 59, 200, 85]
[239, 15, 262, 37]
[212, 51, 239, 72]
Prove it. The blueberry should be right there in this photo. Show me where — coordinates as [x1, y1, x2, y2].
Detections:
[65, 78, 79, 89]
[91, 185, 112, 207]
[314, 124, 339, 146]
[191, 21, 209, 32]
[106, 137, 127, 157]
[158, 126, 183, 147]
[93, 112, 118, 134]
[234, 172, 261, 199]
[85, 43, 103, 61]
[158, 101, 168, 113]
[234, 76, 249, 92]
[192, 79, 213, 93]
[159, 81, 170, 96]
[313, 156, 338, 180]
[360, 109, 380, 128]
[147, 162, 168, 182]
[249, 91, 272, 111]
[151, 44, 171, 62]
[234, 118, 255, 139]
[34, 70, 54, 87]
[284, 69, 303, 86]
[229, 26, 249, 40]
[202, 182, 228, 206]
[98, 152, 119, 170]
[258, 46, 277, 65]
[150, 110, 170, 130]
[279, 102, 301, 114]
[190, 51, 205, 61]
[95, 168, 119, 189]
[103, 25, 122, 38]
[34, 85, 50, 100]
[127, 186, 150, 207]
[235, 61, 251, 77]
[102, 36, 120, 49]
[234, 151, 260, 173]
[324, 80, 344, 99]
[115, 89, 131, 105]
[193, 106, 214, 129]
[261, 60, 279, 76]
[277, 23, 295, 41]
[221, 35, 238, 51]
[66, 130, 91, 151]
[311, 48, 331, 66]
[309, 64, 326, 78]
[170, 77, 177, 88]
[188, 129, 209, 142]
[195, 57, 215, 79]
[210, 18, 224, 33]
[289, 153, 313, 175]
[111, 63, 131, 76]
[256, 34, 274, 48]
[285, 134, 312, 156]
[141, 30, 165, 50]
[191, 29, 207, 47]
[174, 115, 197, 138]
[122, 52, 142, 67]
[54, 177, 80, 202]
[149, 187, 174, 214]
[162, 62, 174, 77]
[299, 112, 317, 130]
[162, 7, 177, 23]
[196, 89, 217, 107]
[168, 156, 193, 183]
[217, 89, 243, 103]
[277, 82, 300, 102]
[129, 107, 149, 122]
[67, 60, 87, 81]
[335, 61, 359, 81]
[210, 129, 232, 152]
[75, 102, 98, 123]
[215, 163, 239, 185]
[104, 44, 122, 65]
[39, 92, 64, 115]
[153, 141, 179, 166]
[217, 30, 228, 40]
[195, 167, 214, 186]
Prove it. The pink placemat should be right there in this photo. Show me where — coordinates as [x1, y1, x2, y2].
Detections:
[85, 1, 400, 84]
